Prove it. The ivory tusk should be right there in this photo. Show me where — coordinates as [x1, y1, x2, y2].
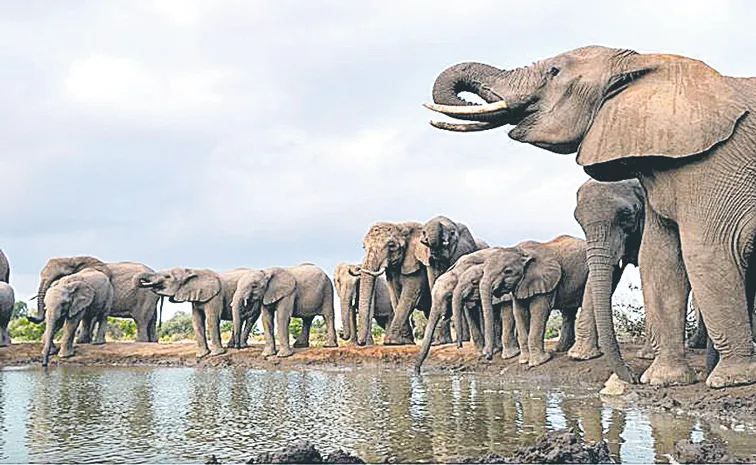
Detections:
[429, 120, 507, 132]
[423, 100, 508, 115]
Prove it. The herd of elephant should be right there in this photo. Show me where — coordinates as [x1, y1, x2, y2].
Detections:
[0, 45, 754, 392]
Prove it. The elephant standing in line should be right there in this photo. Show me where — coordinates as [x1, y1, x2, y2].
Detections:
[565, 179, 646, 382]
[0, 282, 14, 346]
[426, 45, 756, 388]
[334, 263, 394, 345]
[230, 264, 337, 358]
[417, 216, 488, 344]
[357, 222, 429, 346]
[0, 249, 9, 283]
[136, 268, 258, 357]
[41, 269, 113, 366]
[30, 257, 162, 343]
[477, 236, 588, 366]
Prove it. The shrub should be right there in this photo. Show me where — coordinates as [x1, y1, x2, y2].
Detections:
[9, 317, 45, 342]
[158, 311, 194, 342]
[106, 317, 136, 340]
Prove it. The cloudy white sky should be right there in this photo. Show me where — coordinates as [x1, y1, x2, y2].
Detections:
[1, 0, 751, 319]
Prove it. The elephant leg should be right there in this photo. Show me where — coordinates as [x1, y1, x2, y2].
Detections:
[432, 319, 453, 346]
[261, 307, 277, 357]
[527, 295, 553, 367]
[191, 306, 210, 358]
[513, 299, 530, 364]
[350, 308, 360, 345]
[134, 315, 150, 343]
[93, 313, 107, 345]
[205, 302, 226, 356]
[501, 302, 520, 360]
[321, 300, 338, 348]
[385, 281, 421, 345]
[76, 316, 93, 344]
[466, 305, 485, 351]
[493, 308, 503, 353]
[459, 312, 471, 343]
[275, 300, 294, 358]
[239, 314, 257, 349]
[639, 215, 695, 386]
[554, 308, 577, 352]
[294, 316, 313, 348]
[569, 283, 602, 360]
[60, 313, 85, 358]
[682, 237, 756, 388]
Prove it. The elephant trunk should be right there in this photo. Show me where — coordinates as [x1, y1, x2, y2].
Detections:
[340, 285, 355, 342]
[432, 62, 505, 114]
[230, 293, 244, 349]
[586, 223, 638, 383]
[40, 308, 58, 366]
[28, 280, 51, 324]
[357, 273, 376, 346]
[479, 274, 496, 360]
[415, 284, 451, 373]
[451, 279, 466, 349]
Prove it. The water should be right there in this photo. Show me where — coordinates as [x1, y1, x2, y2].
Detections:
[0, 366, 754, 463]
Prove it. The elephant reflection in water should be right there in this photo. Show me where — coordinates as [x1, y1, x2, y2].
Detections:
[648, 411, 697, 462]
[561, 400, 626, 462]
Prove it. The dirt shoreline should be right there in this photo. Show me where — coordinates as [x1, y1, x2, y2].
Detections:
[3, 340, 756, 429]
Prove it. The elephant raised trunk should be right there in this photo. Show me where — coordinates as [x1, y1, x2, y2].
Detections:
[585, 222, 638, 383]
[27, 281, 49, 324]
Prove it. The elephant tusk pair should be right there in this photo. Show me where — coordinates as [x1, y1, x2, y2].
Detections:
[360, 267, 386, 277]
[424, 101, 511, 132]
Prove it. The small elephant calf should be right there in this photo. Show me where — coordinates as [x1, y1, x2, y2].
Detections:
[232, 264, 337, 358]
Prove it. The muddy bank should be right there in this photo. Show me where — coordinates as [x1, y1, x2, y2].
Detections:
[3, 340, 756, 429]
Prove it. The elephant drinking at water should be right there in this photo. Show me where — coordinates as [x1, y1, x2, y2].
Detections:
[426, 45, 756, 388]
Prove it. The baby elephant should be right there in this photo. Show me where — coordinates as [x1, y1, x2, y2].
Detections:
[0, 282, 15, 347]
[334, 263, 394, 345]
[232, 264, 337, 357]
[41, 269, 113, 366]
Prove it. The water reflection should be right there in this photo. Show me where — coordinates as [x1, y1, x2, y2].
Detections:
[0, 366, 754, 463]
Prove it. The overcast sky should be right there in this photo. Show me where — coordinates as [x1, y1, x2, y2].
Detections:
[1, 1, 752, 319]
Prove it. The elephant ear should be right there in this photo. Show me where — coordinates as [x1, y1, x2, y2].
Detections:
[414, 239, 432, 267]
[69, 282, 95, 317]
[175, 269, 221, 303]
[263, 268, 296, 306]
[450, 223, 478, 262]
[514, 247, 562, 300]
[578, 54, 748, 181]
[402, 224, 424, 275]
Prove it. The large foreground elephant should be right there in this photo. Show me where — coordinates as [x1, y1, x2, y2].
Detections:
[567, 179, 645, 382]
[418, 216, 488, 344]
[426, 46, 756, 388]
[30, 257, 162, 343]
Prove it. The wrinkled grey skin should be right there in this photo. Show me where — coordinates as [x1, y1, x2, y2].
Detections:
[358, 222, 429, 346]
[31, 257, 161, 343]
[567, 179, 645, 383]
[0, 249, 9, 283]
[136, 268, 253, 357]
[232, 264, 337, 358]
[427, 45, 756, 388]
[477, 236, 588, 366]
[418, 216, 488, 344]
[41, 269, 113, 366]
[0, 282, 14, 347]
[334, 263, 394, 345]
[414, 249, 513, 372]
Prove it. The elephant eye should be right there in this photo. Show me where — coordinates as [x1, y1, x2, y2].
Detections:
[503, 268, 513, 275]
[548, 66, 560, 77]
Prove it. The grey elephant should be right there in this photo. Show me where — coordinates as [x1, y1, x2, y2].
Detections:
[334, 263, 394, 345]
[230, 264, 337, 357]
[0, 282, 14, 346]
[357, 222, 430, 346]
[475, 236, 588, 366]
[30, 256, 162, 343]
[417, 216, 488, 344]
[136, 267, 257, 357]
[562, 179, 646, 382]
[41, 269, 113, 366]
[0, 249, 9, 283]
[426, 46, 756, 388]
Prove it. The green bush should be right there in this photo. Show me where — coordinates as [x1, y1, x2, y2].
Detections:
[12, 301, 29, 319]
[158, 311, 194, 342]
[106, 317, 136, 340]
[10, 317, 45, 342]
[411, 311, 426, 340]
[545, 313, 562, 340]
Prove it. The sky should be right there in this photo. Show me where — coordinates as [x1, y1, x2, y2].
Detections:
[1, 0, 752, 320]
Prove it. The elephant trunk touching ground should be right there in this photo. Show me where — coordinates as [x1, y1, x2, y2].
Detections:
[478, 270, 498, 360]
[340, 279, 357, 342]
[357, 267, 380, 346]
[584, 222, 638, 383]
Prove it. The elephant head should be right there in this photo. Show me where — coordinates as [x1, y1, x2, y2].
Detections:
[357, 222, 424, 346]
[478, 244, 561, 358]
[135, 268, 221, 303]
[30, 256, 111, 324]
[451, 264, 484, 344]
[233, 268, 296, 313]
[426, 46, 747, 181]
[41, 277, 96, 366]
[574, 179, 645, 382]
[418, 216, 481, 287]
[333, 263, 362, 342]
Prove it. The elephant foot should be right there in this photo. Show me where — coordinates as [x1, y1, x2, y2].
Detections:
[384, 334, 415, 346]
[277, 347, 294, 358]
[567, 339, 602, 361]
[706, 355, 756, 389]
[239, 342, 248, 349]
[640, 356, 697, 386]
[210, 347, 227, 356]
[528, 351, 552, 367]
[261, 347, 277, 357]
[196, 349, 211, 358]
[501, 346, 520, 360]
[293, 340, 310, 349]
[59, 349, 75, 359]
[636, 344, 655, 360]
[518, 351, 530, 365]
[91, 340, 106, 346]
[323, 340, 338, 348]
[553, 340, 574, 353]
